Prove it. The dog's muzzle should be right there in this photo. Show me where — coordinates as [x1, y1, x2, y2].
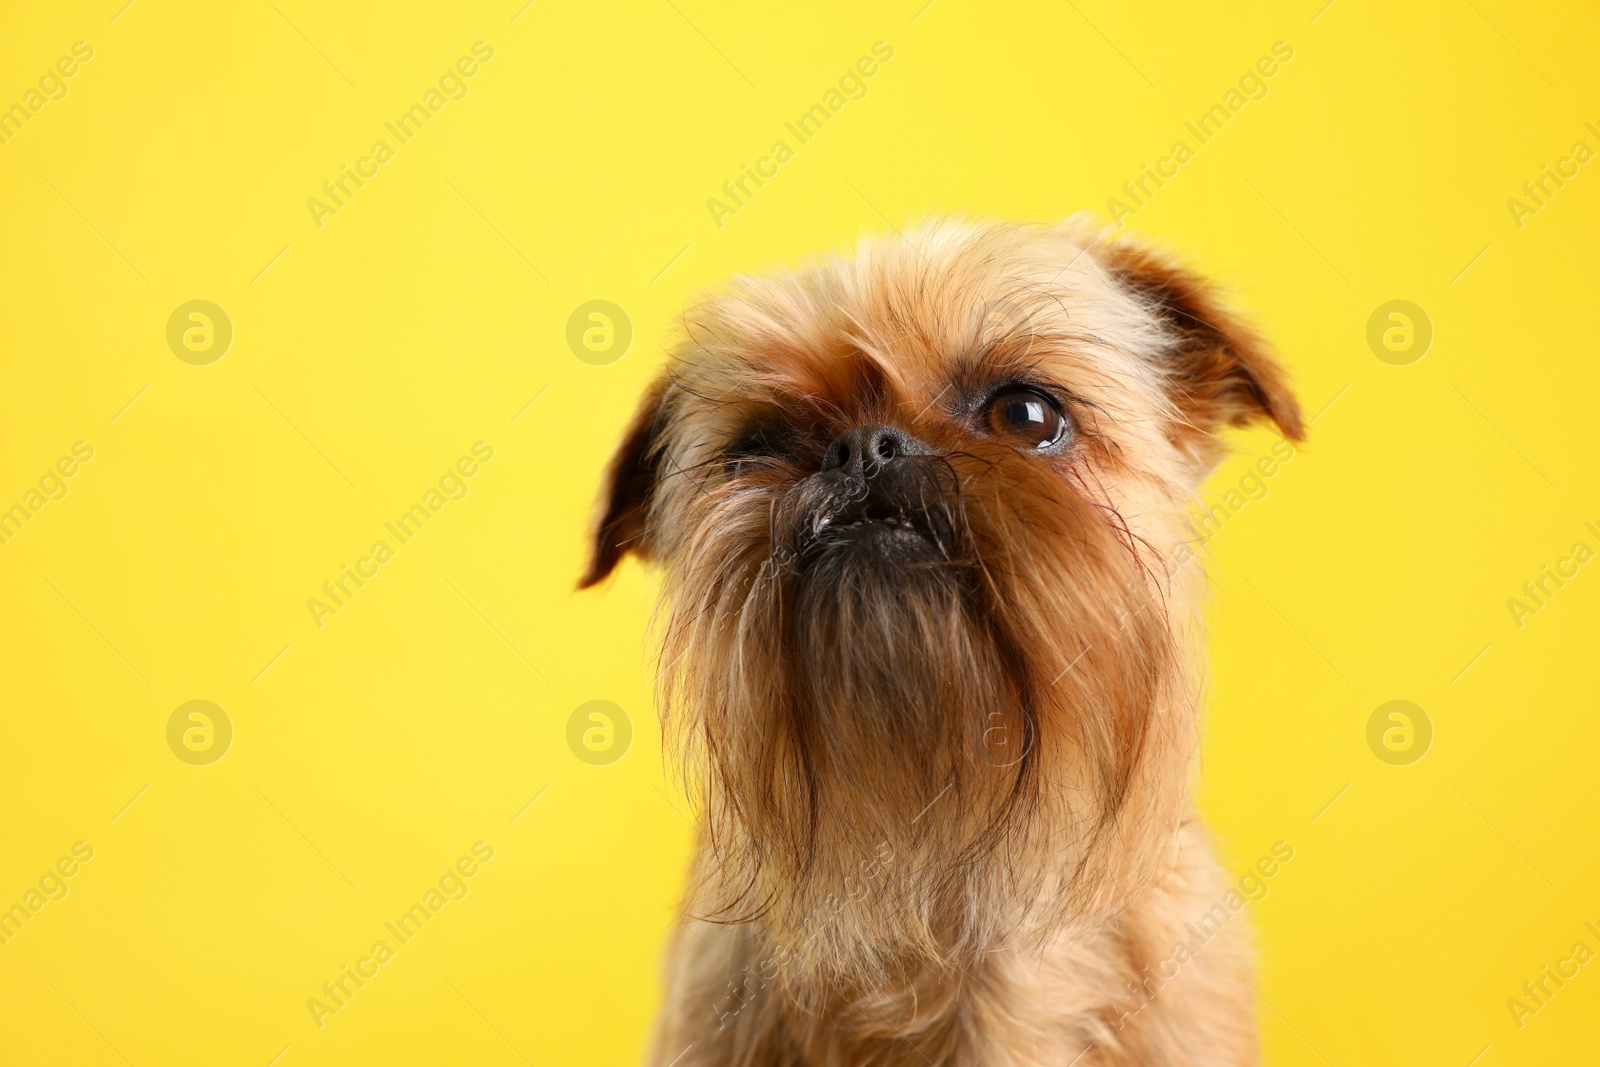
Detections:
[796, 423, 959, 562]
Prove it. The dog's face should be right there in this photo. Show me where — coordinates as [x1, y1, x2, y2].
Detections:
[583, 218, 1300, 981]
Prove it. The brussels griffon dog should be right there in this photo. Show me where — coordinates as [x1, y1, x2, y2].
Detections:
[580, 217, 1302, 1066]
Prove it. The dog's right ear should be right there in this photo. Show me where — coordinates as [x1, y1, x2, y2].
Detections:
[578, 377, 668, 589]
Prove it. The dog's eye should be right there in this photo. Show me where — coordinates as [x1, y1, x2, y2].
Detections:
[986, 388, 1068, 449]
[725, 420, 793, 473]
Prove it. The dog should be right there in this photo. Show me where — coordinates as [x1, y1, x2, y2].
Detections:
[580, 216, 1303, 1065]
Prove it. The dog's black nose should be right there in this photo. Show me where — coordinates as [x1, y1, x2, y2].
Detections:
[820, 424, 932, 479]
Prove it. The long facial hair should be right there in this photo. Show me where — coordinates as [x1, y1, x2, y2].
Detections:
[654, 401, 1187, 993]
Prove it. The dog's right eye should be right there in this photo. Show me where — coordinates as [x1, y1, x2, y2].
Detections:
[724, 421, 793, 472]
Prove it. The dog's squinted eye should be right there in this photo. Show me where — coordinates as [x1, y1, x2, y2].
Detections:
[724, 418, 795, 473]
[985, 386, 1069, 449]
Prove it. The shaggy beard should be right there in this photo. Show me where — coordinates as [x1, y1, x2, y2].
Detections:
[657, 458, 1185, 993]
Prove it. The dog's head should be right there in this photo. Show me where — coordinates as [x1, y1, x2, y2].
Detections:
[581, 218, 1300, 981]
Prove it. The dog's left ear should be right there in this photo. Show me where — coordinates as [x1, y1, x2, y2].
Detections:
[578, 376, 668, 589]
[1076, 221, 1304, 443]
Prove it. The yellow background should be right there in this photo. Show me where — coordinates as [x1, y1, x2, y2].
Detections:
[2, 0, 1597, 1063]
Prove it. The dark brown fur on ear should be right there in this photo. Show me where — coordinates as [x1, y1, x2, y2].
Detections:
[578, 378, 667, 589]
[1099, 234, 1304, 442]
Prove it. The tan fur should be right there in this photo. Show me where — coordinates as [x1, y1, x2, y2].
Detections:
[581, 217, 1302, 1065]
